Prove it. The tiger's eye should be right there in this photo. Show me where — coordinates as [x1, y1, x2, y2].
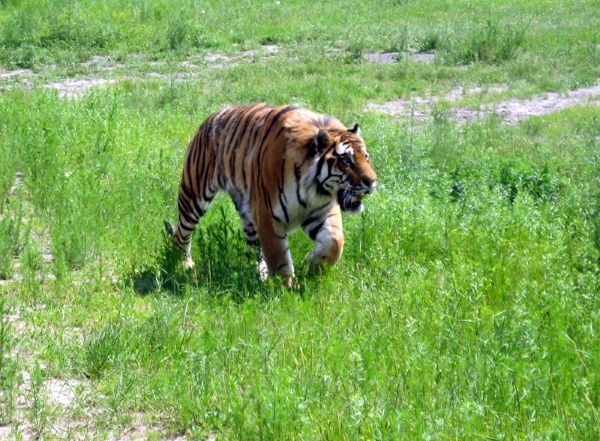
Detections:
[340, 154, 352, 164]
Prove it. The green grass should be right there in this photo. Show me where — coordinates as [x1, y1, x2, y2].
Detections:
[1, 0, 600, 439]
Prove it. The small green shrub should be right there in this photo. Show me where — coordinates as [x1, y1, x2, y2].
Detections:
[40, 20, 115, 49]
[419, 32, 442, 53]
[82, 320, 124, 379]
[495, 161, 563, 205]
[345, 40, 367, 64]
[443, 19, 526, 65]
[165, 17, 191, 51]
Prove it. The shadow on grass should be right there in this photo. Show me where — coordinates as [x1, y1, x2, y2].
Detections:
[127, 220, 313, 302]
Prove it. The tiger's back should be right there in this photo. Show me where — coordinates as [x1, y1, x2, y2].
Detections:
[168, 103, 377, 287]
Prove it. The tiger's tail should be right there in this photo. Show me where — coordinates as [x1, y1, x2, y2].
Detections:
[164, 220, 176, 236]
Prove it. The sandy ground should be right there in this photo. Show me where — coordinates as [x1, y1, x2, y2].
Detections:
[0, 45, 282, 99]
[367, 83, 600, 125]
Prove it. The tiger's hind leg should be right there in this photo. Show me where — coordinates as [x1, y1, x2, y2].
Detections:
[255, 213, 295, 288]
[167, 184, 216, 269]
[230, 192, 268, 281]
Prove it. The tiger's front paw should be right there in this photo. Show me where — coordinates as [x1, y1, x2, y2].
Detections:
[182, 257, 195, 270]
[164, 220, 176, 236]
[258, 258, 269, 283]
[282, 274, 299, 289]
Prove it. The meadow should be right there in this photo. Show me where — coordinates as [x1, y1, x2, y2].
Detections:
[1, 0, 600, 439]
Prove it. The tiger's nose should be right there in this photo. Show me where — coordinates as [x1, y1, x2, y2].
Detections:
[362, 177, 377, 191]
[362, 176, 374, 187]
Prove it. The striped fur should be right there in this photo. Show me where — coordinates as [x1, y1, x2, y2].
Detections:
[166, 104, 377, 287]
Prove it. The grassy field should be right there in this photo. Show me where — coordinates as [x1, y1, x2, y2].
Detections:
[1, 0, 600, 439]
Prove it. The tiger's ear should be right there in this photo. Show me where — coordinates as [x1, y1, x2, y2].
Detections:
[349, 123, 360, 135]
[313, 129, 330, 154]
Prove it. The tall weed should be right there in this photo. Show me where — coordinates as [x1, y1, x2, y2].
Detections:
[0, 300, 19, 425]
[0, 201, 23, 281]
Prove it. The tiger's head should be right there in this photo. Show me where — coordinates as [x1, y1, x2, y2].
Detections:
[312, 124, 377, 214]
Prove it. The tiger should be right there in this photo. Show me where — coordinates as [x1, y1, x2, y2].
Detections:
[165, 103, 377, 288]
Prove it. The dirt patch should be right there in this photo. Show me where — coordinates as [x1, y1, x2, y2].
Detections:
[367, 84, 509, 121]
[44, 78, 117, 99]
[45, 378, 83, 407]
[456, 84, 600, 124]
[4, 371, 189, 440]
[1, 45, 283, 99]
[368, 82, 600, 124]
[364, 51, 436, 64]
[205, 44, 280, 68]
[0, 69, 33, 79]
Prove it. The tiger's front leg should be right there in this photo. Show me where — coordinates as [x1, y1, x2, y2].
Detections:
[256, 218, 295, 288]
[304, 205, 345, 272]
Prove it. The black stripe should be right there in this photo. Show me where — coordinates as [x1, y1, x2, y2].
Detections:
[186, 131, 206, 198]
[307, 201, 333, 217]
[201, 115, 214, 157]
[180, 185, 205, 219]
[262, 106, 297, 143]
[197, 160, 212, 196]
[301, 216, 318, 229]
[184, 136, 199, 194]
[240, 119, 261, 191]
[313, 147, 333, 195]
[255, 108, 280, 180]
[243, 106, 274, 186]
[316, 158, 342, 196]
[279, 193, 289, 224]
[294, 164, 307, 208]
[227, 106, 262, 177]
[257, 106, 297, 177]
[178, 208, 198, 227]
[178, 192, 201, 218]
[227, 110, 254, 183]
[261, 182, 281, 223]
[179, 222, 195, 232]
[275, 125, 287, 141]
[178, 198, 198, 223]
[232, 104, 270, 151]
[309, 221, 325, 240]
[178, 192, 194, 213]
[203, 190, 214, 203]
[221, 106, 249, 149]
[278, 153, 289, 224]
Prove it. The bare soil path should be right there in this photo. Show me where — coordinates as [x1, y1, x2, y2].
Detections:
[3, 48, 598, 125]
[368, 82, 600, 125]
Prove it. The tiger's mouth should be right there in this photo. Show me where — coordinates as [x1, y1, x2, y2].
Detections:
[337, 188, 367, 214]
